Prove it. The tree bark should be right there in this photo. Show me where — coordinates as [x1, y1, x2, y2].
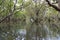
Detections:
[46, 0, 60, 11]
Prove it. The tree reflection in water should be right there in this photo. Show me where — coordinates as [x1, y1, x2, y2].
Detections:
[15, 28, 60, 40]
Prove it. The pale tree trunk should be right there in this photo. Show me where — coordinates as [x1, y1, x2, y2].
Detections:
[57, 0, 60, 8]
[57, 0, 60, 18]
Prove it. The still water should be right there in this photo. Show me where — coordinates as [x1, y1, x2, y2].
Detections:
[16, 29, 60, 40]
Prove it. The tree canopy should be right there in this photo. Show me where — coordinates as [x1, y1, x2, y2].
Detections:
[0, 0, 60, 40]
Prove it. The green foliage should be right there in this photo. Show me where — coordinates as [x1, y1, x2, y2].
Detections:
[0, 0, 60, 40]
[46, 7, 58, 17]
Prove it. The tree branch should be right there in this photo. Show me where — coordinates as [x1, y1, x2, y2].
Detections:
[0, 12, 13, 23]
[46, 0, 60, 11]
[0, 0, 31, 23]
[0, 0, 17, 23]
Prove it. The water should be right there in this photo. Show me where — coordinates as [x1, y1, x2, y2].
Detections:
[43, 25, 60, 40]
[15, 28, 60, 40]
[16, 29, 26, 40]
